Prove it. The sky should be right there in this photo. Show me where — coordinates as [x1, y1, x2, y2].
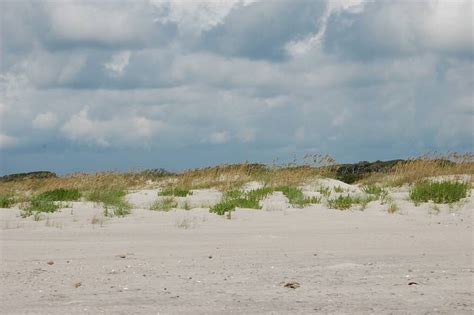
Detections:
[0, 0, 473, 175]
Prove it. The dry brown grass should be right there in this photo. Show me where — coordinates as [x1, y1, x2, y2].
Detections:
[2, 153, 471, 197]
[362, 153, 474, 186]
[0, 171, 171, 197]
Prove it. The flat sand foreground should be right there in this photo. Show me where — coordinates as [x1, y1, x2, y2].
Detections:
[1, 188, 473, 314]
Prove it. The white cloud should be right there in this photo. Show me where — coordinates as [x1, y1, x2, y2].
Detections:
[47, 2, 140, 45]
[61, 106, 163, 146]
[32, 112, 58, 129]
[150, 0, 259, 35]
[105, 51, 131, 77]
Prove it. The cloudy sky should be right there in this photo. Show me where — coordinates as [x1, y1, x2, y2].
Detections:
[0, 0, 472, 175]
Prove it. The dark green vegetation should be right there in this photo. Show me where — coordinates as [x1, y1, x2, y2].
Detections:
[410, 181, 469, 204]
[0, 195, 15, 208]
[159, 186, 193, 197]
[86, 186, 131, 217]
[0, 171, 57, 182]
[36, 188, 81, 201]
[335, 160, 403, 184]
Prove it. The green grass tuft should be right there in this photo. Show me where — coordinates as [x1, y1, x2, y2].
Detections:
[150, 197, 177, 211]
[36, 188, 81, 201]
[409, 181, 469, 204]
[327, 195, 355, 210]
[334, 186, 344, 193]
[0, 195, 15, 208]
[318, 186, 331, 197]
[276, 186, 320, 207]
[210, 187, 273, 215]
[327, 194, 377, 210]
[362, 184, 384, 196]
[22, 199, 60, 217]
[86, 187, 131, 217]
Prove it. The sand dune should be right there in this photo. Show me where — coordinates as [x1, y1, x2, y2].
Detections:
[1, 181, 473, 314]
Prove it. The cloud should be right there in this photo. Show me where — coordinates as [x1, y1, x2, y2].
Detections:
[61, 107, 163, 146]
[201, 0, 327, 60]
[32, 112, 58, 129]
[323, 0, 474, 59]
[105, 51, 131, 77]
[0, 0, 472, 174]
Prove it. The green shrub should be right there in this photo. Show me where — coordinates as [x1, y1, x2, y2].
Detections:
[36, 188, 81, 201]
[0, 195, 15, 208]
[159, 186, 192, 197]
[410, 181, 469, 204]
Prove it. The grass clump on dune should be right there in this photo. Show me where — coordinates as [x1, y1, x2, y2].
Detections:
[20, 188, 81, 217]
[327, 195, 355, 210]
[362, 184, 385, 196]
[159, 186, 193, 197]
[35, 188, 81, 201]
[276, 186, 320, 207]
[86, 186, 131, 217]
[0, 195, 15, 208]
[21, 198, 61, 218]
[409, 181, 469, 204]
[210, 187, 273, 215]
[327, 194, 377, 210]
[150, 197, 177, 211]
[210, 186, 320, 215]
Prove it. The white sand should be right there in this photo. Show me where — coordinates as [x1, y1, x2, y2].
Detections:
[1, 184, 473, 314]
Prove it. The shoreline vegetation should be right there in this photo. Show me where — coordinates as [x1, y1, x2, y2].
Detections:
[1, 153, 472, 216]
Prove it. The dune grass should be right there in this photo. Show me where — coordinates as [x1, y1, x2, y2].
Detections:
[327, 194, 378, 210]
[86, 186, 131, 217]
[210, 185, 321, 215]
[362, 184, 385, 196]
[150, 197, 177, 211]
[210, 187, 274, 215]
[20, 188, 80, 217]
[21, 199, 61, 218]
[0, 195, 15, 208]
[409, 180, 469, 204]
[35, 188, 81, 201]
[276, 186, 320, 207]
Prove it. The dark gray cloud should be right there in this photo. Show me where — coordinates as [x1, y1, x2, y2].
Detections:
[201, 0, 326, 61]
[0, 0, 472, 175]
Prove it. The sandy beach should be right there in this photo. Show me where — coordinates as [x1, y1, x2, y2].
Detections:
[1, 181, 472, 314]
